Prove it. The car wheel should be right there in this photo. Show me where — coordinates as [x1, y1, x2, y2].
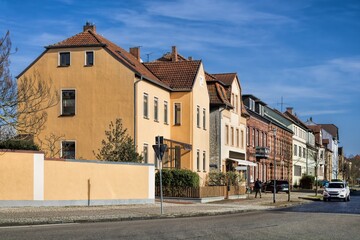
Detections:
[347, 195, 350, 202]
[323, 198, 327, 202]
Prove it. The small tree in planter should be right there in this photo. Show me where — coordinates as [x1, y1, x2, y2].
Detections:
[300, 174, 315, 189]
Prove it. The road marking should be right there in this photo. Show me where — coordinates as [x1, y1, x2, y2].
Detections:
[0, 223, 79, 229]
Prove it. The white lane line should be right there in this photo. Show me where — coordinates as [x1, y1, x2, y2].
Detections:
[0, 223, 79, 229]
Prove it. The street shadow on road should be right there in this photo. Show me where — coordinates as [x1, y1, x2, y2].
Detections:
[272, 196, 360, 215]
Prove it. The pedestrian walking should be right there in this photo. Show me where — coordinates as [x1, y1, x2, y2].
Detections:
[254, 178, 262, 198]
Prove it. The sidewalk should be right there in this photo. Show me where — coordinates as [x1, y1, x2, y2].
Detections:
[0, 192, 315, 227]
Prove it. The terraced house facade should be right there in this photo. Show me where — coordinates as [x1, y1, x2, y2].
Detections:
[17, 23, 341, 188]
[17, 23, 210, 183]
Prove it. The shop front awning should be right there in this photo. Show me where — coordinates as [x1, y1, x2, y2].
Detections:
[227, 158, 257, 167]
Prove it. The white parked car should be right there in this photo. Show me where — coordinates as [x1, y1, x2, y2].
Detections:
[323, 181, 350, 202]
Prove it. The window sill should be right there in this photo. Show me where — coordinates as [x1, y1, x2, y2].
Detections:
[154, 120, 159, 123]
[58, 65, 70, 68]
[143, 116, 149, 120]
[59, 114, 75, 117]
[84, 64, 94, 67]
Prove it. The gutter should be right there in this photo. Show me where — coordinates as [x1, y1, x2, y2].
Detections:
[134, 76, 143, 148]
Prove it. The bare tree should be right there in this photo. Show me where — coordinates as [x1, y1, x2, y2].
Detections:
[37, 133, 65, 158]
[0, 31, 58, 141]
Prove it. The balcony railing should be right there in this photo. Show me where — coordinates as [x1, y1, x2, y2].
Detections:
[255, 146, 270, 159]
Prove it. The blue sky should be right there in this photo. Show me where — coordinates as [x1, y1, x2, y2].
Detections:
[1, 0, 359, 156]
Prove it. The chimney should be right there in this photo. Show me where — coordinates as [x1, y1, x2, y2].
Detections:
[188, 56, 193, 61]
[129, 47, 141, 61]
[83, 22, 96, 33]
[171, 46, 178, 62]
[286, 107, 293, 114]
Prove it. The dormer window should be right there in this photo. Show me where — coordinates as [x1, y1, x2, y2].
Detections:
[85, 51, 94, 66]
[249, 98, 255, 111]
[258, 105, 264, 115]
[59, 52, 70, 66]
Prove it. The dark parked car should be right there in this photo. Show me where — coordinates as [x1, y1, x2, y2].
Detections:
[262, 180, 289, 193]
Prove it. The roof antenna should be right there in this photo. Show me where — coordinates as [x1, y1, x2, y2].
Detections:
[146, 52, 153, 62]
[276, 96, 288, 112]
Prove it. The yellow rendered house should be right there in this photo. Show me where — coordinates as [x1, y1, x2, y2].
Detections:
[17, 23, 209, 182]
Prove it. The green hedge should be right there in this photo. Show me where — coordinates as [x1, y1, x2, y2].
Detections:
[155, 169, 200, 188]
[0, 139, 39, 151]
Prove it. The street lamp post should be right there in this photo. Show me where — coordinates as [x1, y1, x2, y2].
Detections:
[273, 128, 277, 203]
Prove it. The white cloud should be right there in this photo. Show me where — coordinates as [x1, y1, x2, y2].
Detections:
[300, 109, 348, 116]
[145, 0, 294, 25]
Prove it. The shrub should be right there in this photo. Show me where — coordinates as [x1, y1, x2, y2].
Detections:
[206, 170, 226, 186]
[300, 174, 315, 189]
[0, 139, 39, 151]
[226, 171, 243, 186]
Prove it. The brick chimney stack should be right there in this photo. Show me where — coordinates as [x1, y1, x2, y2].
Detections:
[172, 46, 178, 62]
[130, 47, 141, 61]
[286, 107, 293, 114]
[83, 22, 96, 33]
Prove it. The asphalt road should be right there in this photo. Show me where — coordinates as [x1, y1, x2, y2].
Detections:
[1, 196, 359, 240]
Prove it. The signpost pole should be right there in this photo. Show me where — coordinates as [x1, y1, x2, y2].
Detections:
[158, 136, 164, 215]
[153, 136, 167, 215]
[273, 128, 277, 204]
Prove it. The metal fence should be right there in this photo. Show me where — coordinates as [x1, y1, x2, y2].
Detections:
[155, 185, 246, 198]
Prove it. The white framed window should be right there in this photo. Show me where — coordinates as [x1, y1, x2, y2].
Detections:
[202, 108, 206, 130]
[235, 95, 238, 113]
[143, 93, 149, 119]
[303, 148, 306, 158]
[61, 140, 75, 159]
[294, 165, 301, 176]
[202, 151, 206, 172]
[225, 125, 229, 145]
[197, 150, 200, 172]
[143, 144, 148, 163]
[241, 130, 244, 148]
[59, 52, 70, 66]
[246, 127, 250, 146]
[154, 97, 158, 122]
[196, 105, 200, 128]
[164, 101, 168, 124]
[236, 129, 239, 147]
[61, 89, 76, 116]
[174, 103, 181, 125]
[252, 128, 255, 147]
[85, 51, 94, 66]
[231, 127, 234, 146]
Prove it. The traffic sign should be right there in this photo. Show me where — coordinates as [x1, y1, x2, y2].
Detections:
[153, 144, 167, 161]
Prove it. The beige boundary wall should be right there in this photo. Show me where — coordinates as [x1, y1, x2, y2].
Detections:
[0, 150, 155, 207]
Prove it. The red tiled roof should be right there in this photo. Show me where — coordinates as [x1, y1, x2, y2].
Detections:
[205, 72, 217, 82]
[207, 81, 232, 107]
[144, 60, 201, 90]
[319, 124, 339, 140]
[212, 73, 237, 86]
[46, 29, 161, 84]
[156, 52, 188, 62]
